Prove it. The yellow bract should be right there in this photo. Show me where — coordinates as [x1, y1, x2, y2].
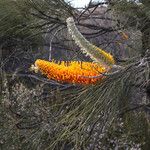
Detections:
[33, 59, 108, 85]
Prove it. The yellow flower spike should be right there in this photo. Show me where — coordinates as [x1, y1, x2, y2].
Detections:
[33, 59, 108, 85]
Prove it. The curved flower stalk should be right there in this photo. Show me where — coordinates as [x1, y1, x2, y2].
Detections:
[31, 59, 107, 85]
[66, 17, 115, 67]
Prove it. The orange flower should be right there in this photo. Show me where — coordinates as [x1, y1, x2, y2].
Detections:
[32, 59, 108, 85]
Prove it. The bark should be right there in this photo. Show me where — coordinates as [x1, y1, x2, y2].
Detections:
[141, 22, 150, 56]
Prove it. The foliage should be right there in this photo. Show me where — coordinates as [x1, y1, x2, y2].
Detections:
[1, 0, 150, 149]
[47, 55, 150, 149]
[0, 0, 42, 48]
[111, 0, 150, 55]
[1, 54, 149, 149]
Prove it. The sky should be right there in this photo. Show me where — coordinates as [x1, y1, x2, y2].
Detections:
[67, 0, 102, 8]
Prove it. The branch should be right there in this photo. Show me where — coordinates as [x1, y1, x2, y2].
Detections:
[119, 103, 150, 116]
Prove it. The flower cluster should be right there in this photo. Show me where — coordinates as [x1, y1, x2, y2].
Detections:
[32, 59, 107, 85]
[66, 17, 115, 66]
[30, 17, 116, 85]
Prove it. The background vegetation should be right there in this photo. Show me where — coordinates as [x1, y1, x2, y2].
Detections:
[1, 0, 150, 149]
